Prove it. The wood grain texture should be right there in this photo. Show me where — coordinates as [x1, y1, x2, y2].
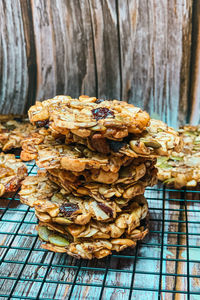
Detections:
[175, 191, 200, 300]
[0, 0, 29, 114]
[20, 0, 37, 112]
[31, 0, 96, 101]
[88, 0, 121, 100]
[190, 0, 200, 125]
[0, 0, 196, 124]
[118, 0, 193, 128]
[30, 0, 57, 100]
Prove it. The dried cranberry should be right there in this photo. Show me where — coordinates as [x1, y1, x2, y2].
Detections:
[98, 203, 113, 217]
[90, 134, 110, 154]
[60, 203, 79, 217]
[5, 177, 19, 192]
[91, 107, 114, 121]
[35, 119, 49, 128]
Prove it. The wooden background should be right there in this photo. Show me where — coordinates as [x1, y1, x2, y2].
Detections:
[0, 0, 200, 127]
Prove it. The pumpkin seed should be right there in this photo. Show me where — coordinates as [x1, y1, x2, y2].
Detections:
[159, 162, 173, 169]
[184, 131, 196, 136]
[157, 157, 169, 165]
[49, 234, 70, 247]
[52, 217, 73, 225]
[157, 128, 164, 132]
[38, 226, 52, 242]
[141, 139, 161, 149]
[193, 146, 200, 151]
[163, 178, 175, 185]
[170, 156, 183, 161]
[115, 198, 128, 205]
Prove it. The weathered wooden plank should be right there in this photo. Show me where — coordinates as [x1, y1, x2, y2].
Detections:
[137, 188, 182, 300]
[53, 0, 96, 97]
[30, 0, 56, 100]
[0, 0, 195, 123]
[175, 190, 200, 299]
[190, 1, 200, 125]
[88, 0, 121, 99]
[0, 0, 29, 114]
[31, 0, 96, 101]
[118, 0, 193, 127]
[19, 0, 37, 112]
[161, 191, 183, 300]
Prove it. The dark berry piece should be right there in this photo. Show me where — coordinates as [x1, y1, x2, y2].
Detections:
[60, 203, 79, 217]
[98, 202, 113, 217]
[35, 119, 49, 128]
[108, 139, 127, 152]
[91, 107, 114, 121]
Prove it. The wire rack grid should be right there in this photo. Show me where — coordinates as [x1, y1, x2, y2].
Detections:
[0, 157, 200, 300]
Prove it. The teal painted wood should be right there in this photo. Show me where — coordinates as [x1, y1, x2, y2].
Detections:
[0, 183, 199, 299]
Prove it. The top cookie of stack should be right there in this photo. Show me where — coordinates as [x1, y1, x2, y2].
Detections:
[28, 95, 181, 157]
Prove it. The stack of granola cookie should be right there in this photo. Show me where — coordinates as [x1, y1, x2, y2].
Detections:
[19, 96, 182, 259]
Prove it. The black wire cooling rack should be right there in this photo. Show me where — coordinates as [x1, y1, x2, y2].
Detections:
[0, 157, 200, 300]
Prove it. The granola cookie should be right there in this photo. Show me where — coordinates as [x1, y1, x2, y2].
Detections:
[35, 194, 148, 239]
[21, 119, 182, 165]
[20, 131, 137, 173]
[19, 170, 154, 225]
[157, 125, 200, 188]
[66, 119, 182, 156]
[0, 115, 35, 152]
[0, 153, 27, 196]
[28, 96, 150, 143]
[178, 125, 200, 153]
[157, 154, 200, 188]
[47, 156, 156, 185]
[48, 163, 157, 200]
[36, 214, 148, 259]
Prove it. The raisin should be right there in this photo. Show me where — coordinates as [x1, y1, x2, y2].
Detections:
[91, 107, 114, 121]
[60, 203, 79, 217]
[5, 177, 19, 192]
[108, 139, 127, 152]
[90, 134, 110, 154]
[98, 203, 113, 217]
